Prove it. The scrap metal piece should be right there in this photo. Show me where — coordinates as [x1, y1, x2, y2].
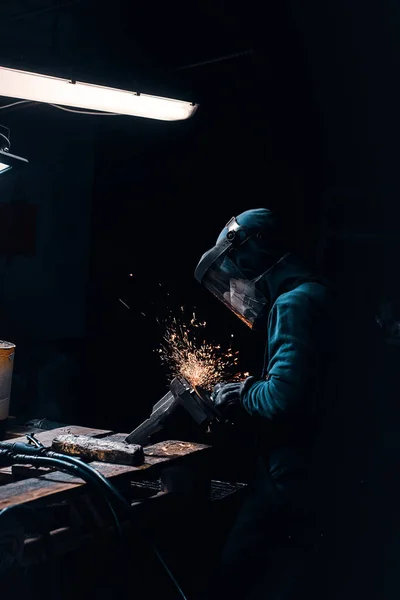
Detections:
[52, 434, 144, 466]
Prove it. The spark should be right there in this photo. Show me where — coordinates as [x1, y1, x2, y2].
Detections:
[119, 298, 131, 310]
[158, 313, 247, 390]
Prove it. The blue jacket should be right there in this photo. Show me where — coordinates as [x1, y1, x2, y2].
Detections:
[211, 209, 332, 512]
[242, 279, 331, 511]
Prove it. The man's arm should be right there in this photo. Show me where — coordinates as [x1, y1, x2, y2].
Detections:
[242, 288, 324, 420]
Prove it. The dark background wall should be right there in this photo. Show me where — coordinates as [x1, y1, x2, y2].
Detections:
[0, 1, 399, 597]
[1, 0, 394, 427]
[0, 109, 94, 422]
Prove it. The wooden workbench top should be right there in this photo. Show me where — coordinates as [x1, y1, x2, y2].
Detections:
[0, 425, 210, 510]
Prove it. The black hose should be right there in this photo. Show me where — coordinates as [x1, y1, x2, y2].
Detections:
[46, 452, 129, 536]
[0, 441, 130, 511]
[46, 451, 130, 512]
[6, 454, 122, 536]
[0, 446, 189, 598]
[42, 456, 188, 597]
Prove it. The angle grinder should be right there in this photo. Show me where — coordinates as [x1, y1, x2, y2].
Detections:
[125, 377, 224, 446]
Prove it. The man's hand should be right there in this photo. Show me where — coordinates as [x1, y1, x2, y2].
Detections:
[211, 377, 255, 423]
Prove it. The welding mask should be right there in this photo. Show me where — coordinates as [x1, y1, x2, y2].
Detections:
[195, 215, 289, 330]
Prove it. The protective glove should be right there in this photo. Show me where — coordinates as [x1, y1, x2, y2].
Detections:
[211, 376, 256, 423]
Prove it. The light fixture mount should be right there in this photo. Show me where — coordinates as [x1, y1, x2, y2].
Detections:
[0, 149, 29, 175]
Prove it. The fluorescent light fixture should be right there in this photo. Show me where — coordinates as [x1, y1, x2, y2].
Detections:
[0, 162, 11, 174]
[0, 66, 198, 121]
[0, 149, 29, 175]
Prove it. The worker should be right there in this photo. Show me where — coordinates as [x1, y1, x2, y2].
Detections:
[194, 208, 333, 599]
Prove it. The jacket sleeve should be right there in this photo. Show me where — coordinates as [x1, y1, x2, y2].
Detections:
[241, 290, 322, 420]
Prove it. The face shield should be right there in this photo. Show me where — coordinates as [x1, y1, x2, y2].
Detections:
[201, 254, 268, 328]
[195, 217, 287, 329]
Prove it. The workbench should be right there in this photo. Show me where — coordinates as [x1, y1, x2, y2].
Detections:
[0, 425, 210, 508]
[0, 423, 246, 598]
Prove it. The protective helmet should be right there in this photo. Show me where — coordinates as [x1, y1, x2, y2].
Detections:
[194, 208, 291, 329]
